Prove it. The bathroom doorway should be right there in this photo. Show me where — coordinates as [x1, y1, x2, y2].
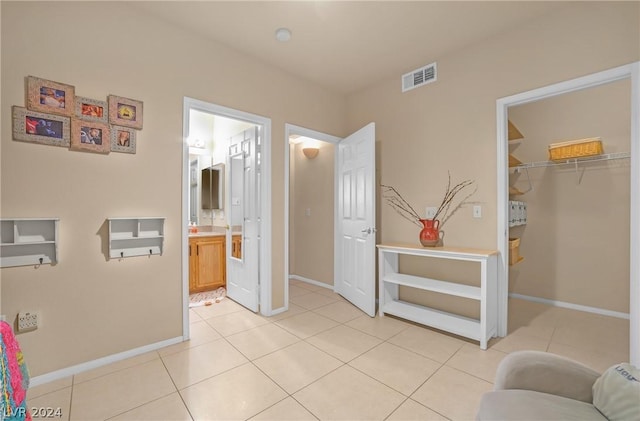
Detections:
[182, 98, 272, 340]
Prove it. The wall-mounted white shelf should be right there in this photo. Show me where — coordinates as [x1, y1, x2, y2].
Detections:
[377, 243, 498, 349]
[0, 218, 59, 268]
[108, 217, 165, 259]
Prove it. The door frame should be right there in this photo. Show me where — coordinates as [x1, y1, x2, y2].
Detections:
[283, 124, 341, 313]
[182, 97, 272, 339]
[496, 62, 640, 365]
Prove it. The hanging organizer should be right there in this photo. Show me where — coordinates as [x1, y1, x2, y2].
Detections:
[107, 217, 165, 259]
[0, 219, 59, 268]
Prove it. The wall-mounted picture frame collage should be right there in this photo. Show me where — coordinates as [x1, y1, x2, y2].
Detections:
[12, 75, 143, 154]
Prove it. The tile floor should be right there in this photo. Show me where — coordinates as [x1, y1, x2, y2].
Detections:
[28, 279, 630, 420]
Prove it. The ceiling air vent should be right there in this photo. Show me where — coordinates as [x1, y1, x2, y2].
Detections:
[402, 62, 437, 93]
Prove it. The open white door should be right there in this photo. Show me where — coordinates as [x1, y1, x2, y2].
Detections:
[335, 123, 376, 316]
[226, 127, 260, 312]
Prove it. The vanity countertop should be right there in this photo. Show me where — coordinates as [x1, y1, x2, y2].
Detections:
[188, 232, 225, 238]
[188, 230, 242, 238]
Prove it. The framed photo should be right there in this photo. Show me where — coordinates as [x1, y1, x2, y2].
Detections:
[70, 119, 110, 154]
[26, 76, 75, 117]
[12, 106, 70, 147]
[110, 125, 137, 154]
[108, 95, 143, 129]
[75, 96, 108, 123]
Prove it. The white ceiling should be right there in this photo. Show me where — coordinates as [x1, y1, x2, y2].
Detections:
[131, 1, 566, 95]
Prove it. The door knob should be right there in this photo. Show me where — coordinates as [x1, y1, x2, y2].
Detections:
[361, 227, 377, 235]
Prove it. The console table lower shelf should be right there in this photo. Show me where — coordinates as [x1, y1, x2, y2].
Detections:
[377, 243, 499, 349]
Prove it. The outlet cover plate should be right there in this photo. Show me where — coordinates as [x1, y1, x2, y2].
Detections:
[18, 311, 38, 331]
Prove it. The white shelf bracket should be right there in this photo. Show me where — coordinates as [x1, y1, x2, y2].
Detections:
[514, 167, 534, 194]
[575, 161, 586, 185]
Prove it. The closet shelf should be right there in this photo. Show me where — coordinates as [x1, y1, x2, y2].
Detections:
[510, 257, 525, 266]
[512, 152, 629, 170]
[509, 187, 526, 196]
[508, 120, 524, 141]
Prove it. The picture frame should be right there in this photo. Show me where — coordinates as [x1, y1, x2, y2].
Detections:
[75, 96, 108, 123]
[26, 76, 75, 117]
[70, 119, 110, 154]
[108, 95, 143, 129]
[110, 125, 137, 154]
[12, 106, 71, 147]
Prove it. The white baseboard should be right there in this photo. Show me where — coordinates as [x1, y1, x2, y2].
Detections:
[289, 274, 333, 290]
[509, 293, 630, 320]
[30, 336, 183, 387]
[270, 306, 288, 316]
[272, 274, 331, 316]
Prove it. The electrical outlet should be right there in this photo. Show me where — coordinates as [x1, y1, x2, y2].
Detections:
[425, 207, 437, 219]
[18, 311, 39, 332]
[473, 205, 482, 218]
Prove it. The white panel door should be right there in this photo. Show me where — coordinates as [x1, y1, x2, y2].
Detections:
[226, 127, 260, 312]
[336, 123, 376, 316]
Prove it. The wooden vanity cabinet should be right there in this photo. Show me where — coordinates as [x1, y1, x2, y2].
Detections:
[189, 235, 225, 293]
[231, 235, 242, 259]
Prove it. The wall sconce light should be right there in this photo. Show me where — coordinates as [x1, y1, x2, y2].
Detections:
[187, 136, 205, 148]
[302, 147, 319, 159]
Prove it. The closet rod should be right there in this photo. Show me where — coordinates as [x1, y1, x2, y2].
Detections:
[512, 151, 630, 170]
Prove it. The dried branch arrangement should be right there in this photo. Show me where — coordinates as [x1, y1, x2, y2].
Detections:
[380, 184, 423, 227]
[381, 172, 477, 229]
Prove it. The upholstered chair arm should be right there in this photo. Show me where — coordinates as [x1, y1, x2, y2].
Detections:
[494, 350, 601, 403]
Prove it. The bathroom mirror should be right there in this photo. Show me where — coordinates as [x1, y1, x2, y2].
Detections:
[202, 163, 224, 210]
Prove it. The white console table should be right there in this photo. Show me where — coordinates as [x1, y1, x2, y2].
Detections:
[377, 243, 498, 349]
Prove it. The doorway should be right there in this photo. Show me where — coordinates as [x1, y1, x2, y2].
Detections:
[496, 62, 640, 365]
[284, 123, 377, 317]
[284, 125, 341, 310]
[182, 98, 272, 340]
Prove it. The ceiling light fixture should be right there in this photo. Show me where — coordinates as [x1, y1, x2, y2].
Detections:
[275, 27, 292, 42]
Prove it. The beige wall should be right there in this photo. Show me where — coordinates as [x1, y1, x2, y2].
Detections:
[508, 80, 630, 313]
[2, 0, 638, 377]
[347, 2, 638, 315]
[0, 1, 346, 376]
[290, 142, 335, 285]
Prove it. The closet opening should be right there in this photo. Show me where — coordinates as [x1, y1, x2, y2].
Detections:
[496, 62, 640, 367]
[284, 124, 341, 306]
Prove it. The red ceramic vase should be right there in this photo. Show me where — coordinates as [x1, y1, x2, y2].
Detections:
[419, 218, 440, 247]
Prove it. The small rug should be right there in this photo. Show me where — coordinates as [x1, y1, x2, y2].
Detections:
[189, 287, 226, 308]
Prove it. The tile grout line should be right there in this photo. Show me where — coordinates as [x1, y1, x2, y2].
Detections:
[292, 311, 455, 421]
[49, 292, 625, 420]
[156, 352, 196, 421]
[67, 375, 74, 421]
